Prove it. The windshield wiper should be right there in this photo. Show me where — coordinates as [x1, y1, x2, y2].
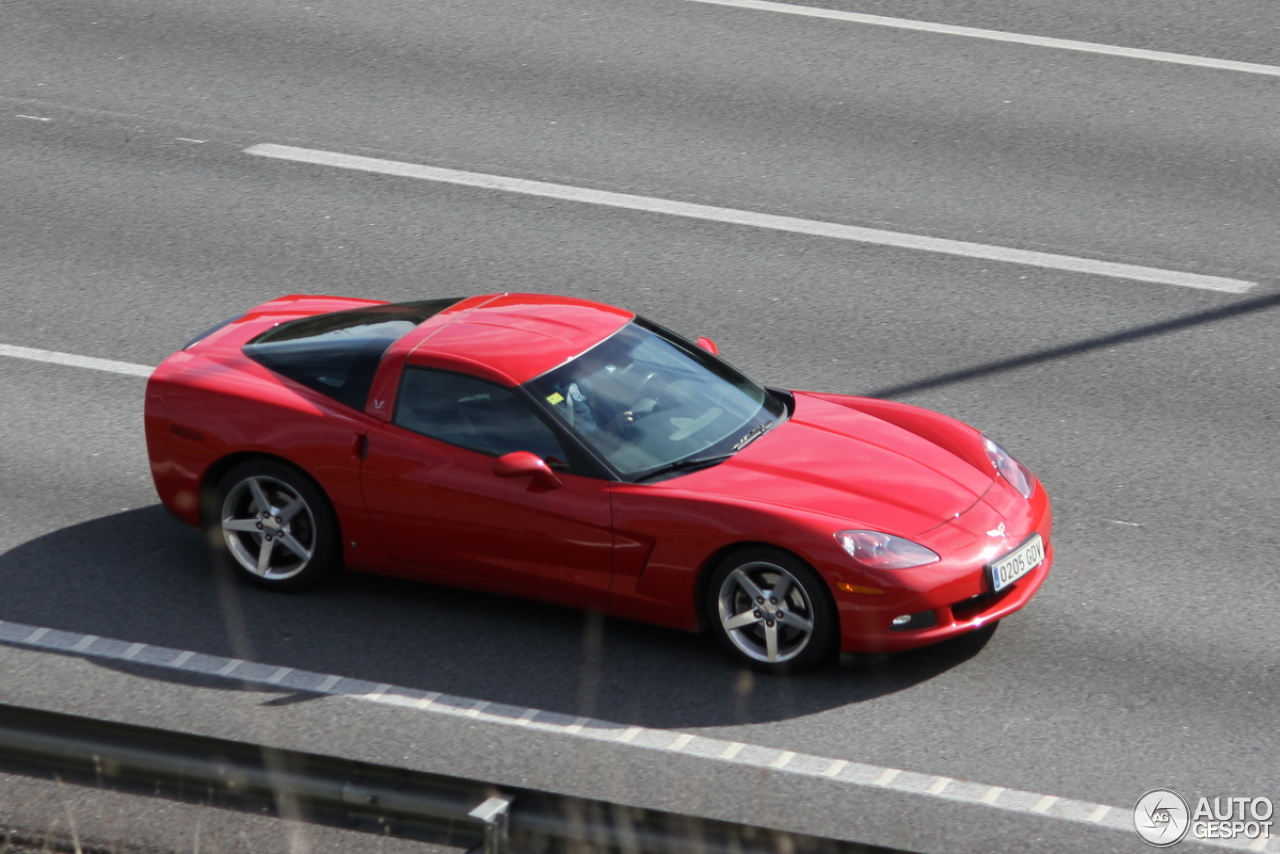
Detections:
[732, 419, 776, 451]
[633, 454, 734, 483]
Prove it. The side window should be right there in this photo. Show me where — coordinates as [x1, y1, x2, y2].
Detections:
[395, 369, 569, 466]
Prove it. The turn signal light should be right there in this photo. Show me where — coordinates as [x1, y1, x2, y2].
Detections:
[836, 582, 885, 595]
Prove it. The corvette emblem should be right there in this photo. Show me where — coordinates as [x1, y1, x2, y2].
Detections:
[987, 523, 1006, 538]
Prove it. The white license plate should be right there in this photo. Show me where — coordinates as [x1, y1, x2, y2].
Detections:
[989, 534, 1044, 592]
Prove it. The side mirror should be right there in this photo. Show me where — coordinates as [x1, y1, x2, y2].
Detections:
[695, 336, 719, 356]
[493, 451, 562, 489]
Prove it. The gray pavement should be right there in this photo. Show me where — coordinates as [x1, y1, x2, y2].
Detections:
[2, 0, 1278, 850]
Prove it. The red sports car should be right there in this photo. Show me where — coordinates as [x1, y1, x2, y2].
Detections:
[145, 293, 1052, 673]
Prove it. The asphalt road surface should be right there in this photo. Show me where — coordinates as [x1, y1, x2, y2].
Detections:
[2, 0, 1278, 851]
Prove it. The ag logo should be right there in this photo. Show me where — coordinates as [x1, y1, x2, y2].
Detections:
[1134, 789, 1191, 847]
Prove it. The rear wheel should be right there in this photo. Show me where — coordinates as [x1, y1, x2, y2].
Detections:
[706, 548, 837, 674]
[208, 460, 339, 591]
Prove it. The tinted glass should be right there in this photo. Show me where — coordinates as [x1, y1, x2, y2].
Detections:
[524, 321, 783, 477]
[244, 298, 462, 410]
[396, 369, 567, 464]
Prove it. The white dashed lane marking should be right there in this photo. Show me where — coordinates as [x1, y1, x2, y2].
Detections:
[667, 733, 695, 751]
[70, 635, 98, 652]
[926, 777, 952, 795]
[679, 0, 1280, 79]
[719, 742, 745, 760]
[769, 750, 796, 769]
[245, 144, 1256, 294]
[0, 343, 153, 378]
[874, 768, 901, 786]
[3, 619, 1276, 850]
[1032, 795, 1058, 813]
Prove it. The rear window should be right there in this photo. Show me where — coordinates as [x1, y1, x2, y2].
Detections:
[244, 298, 463, 410]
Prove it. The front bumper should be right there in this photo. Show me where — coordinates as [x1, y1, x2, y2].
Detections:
[833, 478, 1053, 654]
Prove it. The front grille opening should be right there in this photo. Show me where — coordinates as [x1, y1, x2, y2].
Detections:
[951, 588, 1009, 621]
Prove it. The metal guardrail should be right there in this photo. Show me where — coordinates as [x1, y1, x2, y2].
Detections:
[0, 703, 905, 854]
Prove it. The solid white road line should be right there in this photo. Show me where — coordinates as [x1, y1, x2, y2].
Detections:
[0, 343, 153, 378]
[246, 144, 1256, 294]
[680, 0, 1280, 79]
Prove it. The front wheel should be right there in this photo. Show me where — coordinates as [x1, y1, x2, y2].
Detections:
[208, 460, 340, 591]
[706, 548, 837, 675]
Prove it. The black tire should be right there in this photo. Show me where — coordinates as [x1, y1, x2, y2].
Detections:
[206, 460, 340, 591]
[705, 547, 838, 675]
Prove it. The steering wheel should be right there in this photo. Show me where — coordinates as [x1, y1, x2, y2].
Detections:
[634, 371, 667, 412]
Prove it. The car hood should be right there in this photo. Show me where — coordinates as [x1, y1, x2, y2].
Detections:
[675, 393, 995, 536]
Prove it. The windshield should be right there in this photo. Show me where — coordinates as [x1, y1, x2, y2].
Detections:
[524, 321, 784, 479]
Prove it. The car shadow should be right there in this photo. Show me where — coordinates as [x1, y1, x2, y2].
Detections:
[867, 289, 1280, 399]
[0, 507, 991, 728]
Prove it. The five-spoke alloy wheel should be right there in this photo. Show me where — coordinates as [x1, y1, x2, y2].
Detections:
[209, 460, 339, 591]
[707, 548, 836, 674]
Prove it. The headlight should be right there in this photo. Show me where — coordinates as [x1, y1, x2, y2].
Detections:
[835, 531, 939, 569]
[984, 436, 1034, 498]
